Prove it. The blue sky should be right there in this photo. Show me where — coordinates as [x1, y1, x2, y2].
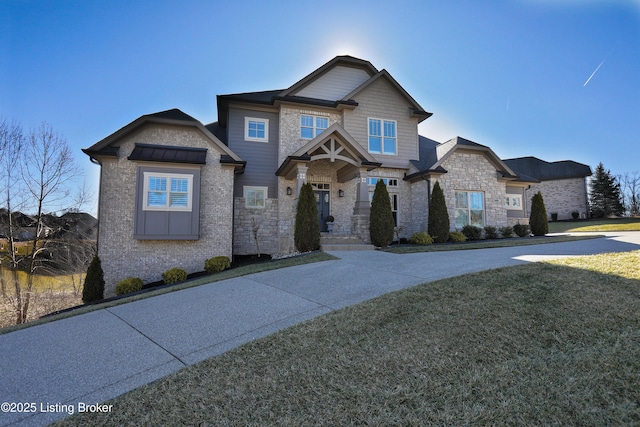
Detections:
[1, 0, 639, 214]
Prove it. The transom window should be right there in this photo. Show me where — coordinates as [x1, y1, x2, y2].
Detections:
[505, 194, 523, 210]
[367, 178, 398, 187]
[368, 118, 396, 155]
[245, 117, 269, 142]
[455, 191, 484, 228]
[143, 172, 193, 211]
[301, 115, 329, 138]
[244, 186, 267, 208]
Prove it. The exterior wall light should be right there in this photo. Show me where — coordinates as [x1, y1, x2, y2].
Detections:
[287, 186, 293, 196]
[338, 189, 344, 197]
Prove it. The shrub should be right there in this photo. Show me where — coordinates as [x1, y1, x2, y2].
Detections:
[484, 225, 499, 239]
[116, 277, 143, 295]
[369, 180, 395, 248]
[428, 181, 449, 243]
[550, 212, 558, 221]
[294, 182, 320, 252]
[82, 255, 105, 303]
[530, 191, 549, 236]
[499, 226, 514, 238]
[163, 268, 187, 285]
[572, 211, 579, 220]
[409, 232, 433, 245]
[205, 256, 231, 274]
[513, 223, 530, 237]
[462, 224, 482, 241]
[449, 231, 467, 242]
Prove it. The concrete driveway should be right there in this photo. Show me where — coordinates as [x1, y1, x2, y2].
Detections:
[1, 232, 638, 426]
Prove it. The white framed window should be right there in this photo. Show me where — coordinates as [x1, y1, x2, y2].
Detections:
[455, 191, 484, 228]
[143, 172, 193, 211]
[366, 177, 398, 187]
[245, 117, 269, 142]
[505, 194, 523, 210]
[244, 186, 267, 208]
[301, 115, 329, 138]
[368, 118, 397, 155]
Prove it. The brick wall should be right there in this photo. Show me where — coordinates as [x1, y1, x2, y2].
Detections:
[526, 178, 589, 220]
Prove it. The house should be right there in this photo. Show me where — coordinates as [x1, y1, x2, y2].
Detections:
[84, 56, 591, 294]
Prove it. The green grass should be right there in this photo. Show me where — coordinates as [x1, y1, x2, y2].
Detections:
[548, 217, 640, 233]
[56, 251, 640, 426]
[386, 234, 601, 254]
[0, 252, 337, 335]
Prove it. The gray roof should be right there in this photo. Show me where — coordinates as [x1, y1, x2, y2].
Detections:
[128, 143, 208, 165]
[503, 157, 592, 180]
[410, 135, 441, 172]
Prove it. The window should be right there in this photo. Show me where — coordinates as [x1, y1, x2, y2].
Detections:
[368, 118, 396, 155]
[506, 194, 523, 210]
[244, 186, 267, 208]
[366, 178, 398, 187]
[301, 115, 329, 138]
[143, 172, 193, 211]
[245, 117, 269, 142]
[455, 191, 484, 228]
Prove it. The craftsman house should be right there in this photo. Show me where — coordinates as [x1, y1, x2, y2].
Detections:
[84, 55, 591, 293]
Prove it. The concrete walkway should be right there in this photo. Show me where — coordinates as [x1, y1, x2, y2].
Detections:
[1, 232, 639, 426]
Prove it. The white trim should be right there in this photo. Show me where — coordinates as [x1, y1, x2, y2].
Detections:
[367, 117, 397, 155]
[505, 194, 523, 210]
[244, 186, 268, 209]
[300, 114, 329, 139]
[142, 172, 193, 212]
[244, 117, 269, 142]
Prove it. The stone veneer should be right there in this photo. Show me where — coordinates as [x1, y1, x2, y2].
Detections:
[97, 124, 235, 296]
[435, 151, 508, 229]
[525, 177, 589, 220]
[233, 198, 279, 255]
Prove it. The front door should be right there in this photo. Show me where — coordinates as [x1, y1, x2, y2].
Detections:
[314, 188, 330, 232]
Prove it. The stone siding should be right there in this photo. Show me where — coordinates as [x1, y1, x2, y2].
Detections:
[435, 151, 508, 229]
[97, 124, 234, 295]
[526, 178, 589, 220]
[233, 198, 279, 255]
[278, 107, 342, 165]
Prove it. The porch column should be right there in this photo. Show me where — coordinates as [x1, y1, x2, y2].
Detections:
[295, 164, 308, 197]
[353, 167, 370, 215]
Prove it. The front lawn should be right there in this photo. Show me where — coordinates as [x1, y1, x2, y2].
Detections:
[56, 251, 640, 426]
[548, 217, 640, 233]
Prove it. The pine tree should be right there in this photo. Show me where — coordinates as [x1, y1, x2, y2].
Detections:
[428, 181, 450, 243]
[294, 183, 320, 252]
[82, 255, 105, 303]
[529, 191, 548, 236]
[369, 180, 395, 247]
[589, 162, 624, 217]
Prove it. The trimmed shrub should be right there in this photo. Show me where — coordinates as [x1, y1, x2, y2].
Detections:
[449, 231, 467, 242]
[462, 224, 482, 241]
[369, 180, 395, 248]
[294, 182, 320, 252]
[572, 211, 579, 220]
[499, 226, 514, 238]
[82, 255, 105, 303]
[484, 225, 499, 240]
[116, 277, 143, 295]
[513, 222, 530, 237]
[428, 181, 449, 243]
[163, 268, 187, 285]
[205, 256, 231, 273]
[409, 232, 433, 245]
[530, 191, 549, 236]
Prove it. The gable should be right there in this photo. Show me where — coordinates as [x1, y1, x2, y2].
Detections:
[294, 65, 373, 101]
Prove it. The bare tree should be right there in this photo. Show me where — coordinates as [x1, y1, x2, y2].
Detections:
[619, 172, 640, 217]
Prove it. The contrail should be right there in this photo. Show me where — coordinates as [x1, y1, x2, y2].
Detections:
[583, 57, 607, 87]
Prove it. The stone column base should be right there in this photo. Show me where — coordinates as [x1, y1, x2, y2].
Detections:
[351, 214, 370, 244]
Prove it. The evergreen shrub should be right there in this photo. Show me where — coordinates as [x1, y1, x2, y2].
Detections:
[116, 277, 143, 295]
[409, 232, 433, 245]
[369, 180, 395, 248]
[513, 223, 530, 237]
[462, 225, 482, 240]
[484, 225, 499, 239]
[163, 268, 187, 285]
[499, 226, 514, 238]
[82, 255, 105, 303]
[428, 181, 449, 243]
[294, 183, 320, 252]
[449, 231, 467, 242]
[205, 256, 231, 273]
[530, 191, 549, 236]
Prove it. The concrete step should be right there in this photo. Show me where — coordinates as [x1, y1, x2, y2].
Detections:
[320, 243, 376, 251]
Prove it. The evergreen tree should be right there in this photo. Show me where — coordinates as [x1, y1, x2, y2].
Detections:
[589, 162, 624, 217]
[82, 255, 105, 303]
[428, 181, 450, 243]
[294, 183, 320, 252]
[529, 191, 548, 236]
[369, 180, 395, 247]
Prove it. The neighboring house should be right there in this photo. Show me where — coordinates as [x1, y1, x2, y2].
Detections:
[503, 157, 592, 220]
[84, 56, 591, 294]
